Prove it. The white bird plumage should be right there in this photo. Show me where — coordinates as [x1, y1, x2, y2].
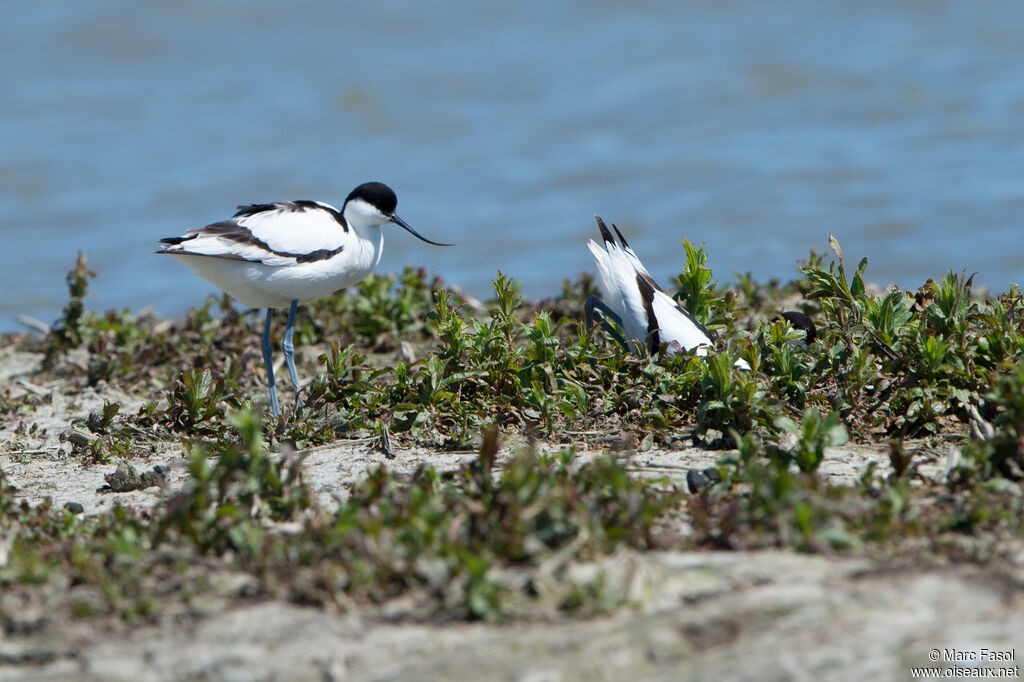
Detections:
[585, 215, 749, 368]
[157, 181, 450, 417]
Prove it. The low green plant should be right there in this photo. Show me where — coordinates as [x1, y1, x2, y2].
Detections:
[162, 368, 239, 434]
[43, 252, 95, 366]
[953, 361, 1024, 484]
[154, 409, 311, 552]
[674, 238, 734, 328]
[772, 409, 849, 473]
[0, 419, 680, 623]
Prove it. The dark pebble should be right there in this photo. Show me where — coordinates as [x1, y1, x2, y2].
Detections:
[702, 466, 722, 484]
[686, 469, 709, 494]
[687, 467, 722, 494]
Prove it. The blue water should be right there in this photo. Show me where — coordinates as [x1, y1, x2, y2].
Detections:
[2, 1, 1023, 330]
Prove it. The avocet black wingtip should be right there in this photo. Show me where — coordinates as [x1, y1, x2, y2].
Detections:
[611, 223, 631, 249]
[594, 215, 615, 246]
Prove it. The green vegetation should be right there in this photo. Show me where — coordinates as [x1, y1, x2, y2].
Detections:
[27, 240, 1022, 450]
[1, 235, 1023, 625]
[0, 414, 673, 622]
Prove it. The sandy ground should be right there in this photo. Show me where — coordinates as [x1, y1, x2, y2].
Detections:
[1, 346, 1021, 681]
[6, 550, 1023, 682]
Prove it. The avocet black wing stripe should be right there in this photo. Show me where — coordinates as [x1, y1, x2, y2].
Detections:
[154, 249, 252, 262]
[157, 246, 345, 264]
[635, 273, 662, 353]
[640, 272, 719, 349]
[672, 297, 716, 342]
[233, 203, 278, 217]
[636, 270, 663, 296]
[233, 200, 348, 231]
[158, 219, 345, 264]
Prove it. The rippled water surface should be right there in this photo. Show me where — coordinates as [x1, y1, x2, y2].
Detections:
[2, 1, 1023, 329]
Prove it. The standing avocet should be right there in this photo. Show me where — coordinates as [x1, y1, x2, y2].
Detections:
[157, 181, 450, 417]
[585, 215, 750, 367]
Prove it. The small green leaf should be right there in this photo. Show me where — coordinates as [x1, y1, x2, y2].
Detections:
[828, 234, 842, 259]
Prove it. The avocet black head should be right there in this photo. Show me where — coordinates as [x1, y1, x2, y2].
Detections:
[343, 181, 452, 246]
[775, 311, 817, 346]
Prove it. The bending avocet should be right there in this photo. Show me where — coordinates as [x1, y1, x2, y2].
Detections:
[584, 215, 750, 367]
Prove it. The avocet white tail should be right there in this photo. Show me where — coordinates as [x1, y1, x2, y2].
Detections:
[158, 181, 451, 418]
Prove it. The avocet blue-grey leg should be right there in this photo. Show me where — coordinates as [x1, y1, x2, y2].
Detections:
[584, 295, 628, 348]
[282, 299, 301, 407]
[261, 309, 281, 418]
